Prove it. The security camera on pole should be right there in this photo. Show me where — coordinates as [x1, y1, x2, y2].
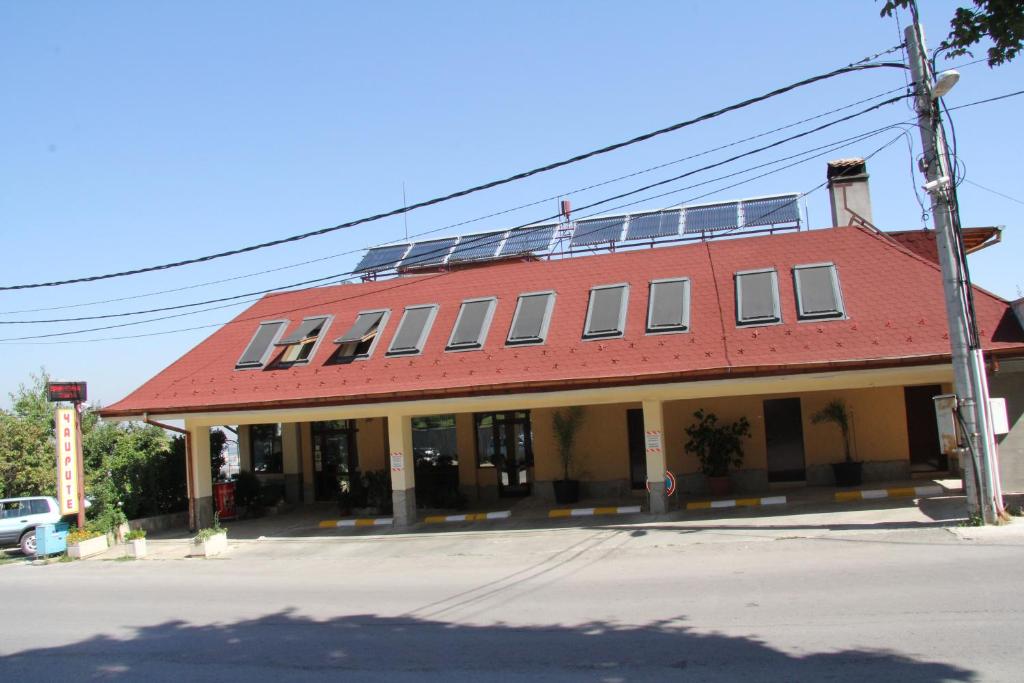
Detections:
[904, 19, 1004, 524]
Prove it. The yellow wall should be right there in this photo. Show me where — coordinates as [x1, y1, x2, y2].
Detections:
[356, 418, 387, 471]
[291, 383, 919, 488]
[532, 404, 633, 482]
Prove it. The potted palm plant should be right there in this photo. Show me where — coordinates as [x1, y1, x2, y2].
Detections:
[552, 406, 585, 504]
[811, 399, 862, 487]
[684, 410, 751, 496]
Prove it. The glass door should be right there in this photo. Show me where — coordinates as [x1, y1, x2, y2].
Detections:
[476, 411, 533, 497]
[312, 421, 358, 501]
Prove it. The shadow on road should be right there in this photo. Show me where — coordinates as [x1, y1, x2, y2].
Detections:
[0, 608, 974, 680]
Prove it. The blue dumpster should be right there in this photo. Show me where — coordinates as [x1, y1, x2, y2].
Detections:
[35, 522, 69, 557]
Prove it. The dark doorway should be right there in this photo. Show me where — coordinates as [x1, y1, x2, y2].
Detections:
[764, 398, 806, 482]
[311, 420, 358, 502]
[626, 409, 647, 489]
[475, 412, 533, 497]
[904, 384, 947, 471]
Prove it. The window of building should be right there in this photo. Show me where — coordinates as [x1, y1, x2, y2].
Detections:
[236, 320, 287, 369]
[735, 269, 781, 325]
[793, 263, 845, 320]
[475, 411, 533, 468]
[251, 424, 283, 474]
[447, 298, 496, 351]
[412, 415, 458, 466]
[275, 315, 330, 364]
[332, 309, 389, 362]
[387, 304, 439, 356]
[506, 292, 555, 346]
[583, 283, 629, 339]
[646, 278, 690, 333]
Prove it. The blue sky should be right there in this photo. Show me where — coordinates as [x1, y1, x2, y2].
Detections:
[2, 1, 1022, 408]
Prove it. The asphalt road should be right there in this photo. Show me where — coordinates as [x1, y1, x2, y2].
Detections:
[1, 512, 1022, 681]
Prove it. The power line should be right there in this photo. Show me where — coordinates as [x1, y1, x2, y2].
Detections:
[963, 179, 1024, 206]
[0, 95, 909, 328]
[0, 57, 908, 292]
[0, 85, 912, 317]
[0, 118, 915, 344]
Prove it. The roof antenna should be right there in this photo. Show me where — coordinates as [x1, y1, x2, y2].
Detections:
[402, 182, 409, 240]
[556, 198, 573, 258]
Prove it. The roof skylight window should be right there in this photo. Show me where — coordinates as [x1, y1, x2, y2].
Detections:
[507, 292, 555, 346]
[583, 284, 629, 339]
[447, 298, 496, 351]
[275, 315, 330, 364]
[735, 269, 781, 325]
[332, 309, 389, 361]
[387, 305, 439, 356]
[236, 320, 287, 369]
[646, 278, 690, 333]
[794, 263, 845, 320]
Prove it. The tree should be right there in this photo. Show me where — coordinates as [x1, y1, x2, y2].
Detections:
[882, 1, 1024, 66]
[0, 370, 56, 497]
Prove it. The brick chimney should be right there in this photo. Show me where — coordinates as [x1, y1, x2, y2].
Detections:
[827, 158, 874, 229]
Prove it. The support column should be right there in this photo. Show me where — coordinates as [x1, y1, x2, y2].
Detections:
[300, 422, 315, 503]
[281, 423, 302, 503]
[642, 400, 669, 514]
[237, 425, 252, 473]
[187, 424, 215, 530]
[387, 414, 417, 527]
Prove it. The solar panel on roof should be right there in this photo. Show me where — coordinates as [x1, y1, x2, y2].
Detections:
[742, 195, 800, 227]
[448, 231, 504, 262]
[499, 224, 556, 256]
[401, 238, 458, 268]
[570, 216, 626, 247]
[683, 202, 739, 233]
[625, 210, 681, 240]
[355, 244, 410, 273]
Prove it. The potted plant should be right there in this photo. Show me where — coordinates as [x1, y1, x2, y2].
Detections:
[190, 514, 228, 557]
[684, 410, 751, 496]
[125, 529, 147, 559]
[811, 399, 862, 487]
[66, 528, 108, 559]
[552, 406, 586, 504]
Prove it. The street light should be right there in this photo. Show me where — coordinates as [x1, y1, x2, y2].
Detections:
[932, 70, 960, 99]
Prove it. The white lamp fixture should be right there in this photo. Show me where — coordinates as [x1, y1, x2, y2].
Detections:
[932, 69, 960, 99]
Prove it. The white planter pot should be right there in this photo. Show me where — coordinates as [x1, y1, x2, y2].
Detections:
[127, 539, 147, 558]
[68, 535, 109, 559]
[190, 532, 227, 557]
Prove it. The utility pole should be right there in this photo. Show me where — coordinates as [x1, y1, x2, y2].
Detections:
[904, 19, 1003, 524]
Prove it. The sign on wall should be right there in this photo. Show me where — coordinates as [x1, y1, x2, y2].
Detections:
[55, 407, 81, 515]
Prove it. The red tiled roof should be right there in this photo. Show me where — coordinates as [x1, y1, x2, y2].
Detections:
[101, 226, 1024, 417]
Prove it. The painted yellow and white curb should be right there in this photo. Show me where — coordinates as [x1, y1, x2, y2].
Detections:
[318, 518, 394, 528]
[834, 485, 945, 503]
[685, 495, 787, 511]
[424, 511, 512, 524]
[548, 505, 642, 518]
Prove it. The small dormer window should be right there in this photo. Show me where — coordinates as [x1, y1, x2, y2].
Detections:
[447, 298, 496, 351]
[333, 309, 389, 361]
[793, 263, 845, 320]
[236, 320, 287, 369]
[583, 284, 628, 339]
[387, 305, 438, 356]
[275, 315, 330, 364]
[507, 292, 555, 346]
[647, 278, 690, 333]
[736, 269, 780, 325]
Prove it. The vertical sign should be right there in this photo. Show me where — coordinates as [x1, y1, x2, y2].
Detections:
[56, 407, 81, 514]
[390, 452, 404, 472]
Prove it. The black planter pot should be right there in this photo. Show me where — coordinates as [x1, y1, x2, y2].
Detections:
[553, 479, 580, 504]
[832, 461, 863, 487]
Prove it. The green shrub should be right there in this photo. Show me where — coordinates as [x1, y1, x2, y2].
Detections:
[125, 529, 146, 541]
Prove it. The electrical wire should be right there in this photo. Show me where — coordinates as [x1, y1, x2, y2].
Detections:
[0, 121, 914, 345]
[0, 56, 909, 292]
[0, 95, 909, 328]
[963, 179, 1024, 205]
[0, 85, 917, 317]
